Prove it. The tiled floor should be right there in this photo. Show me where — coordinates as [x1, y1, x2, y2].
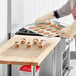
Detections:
[69, 60, 76, 76]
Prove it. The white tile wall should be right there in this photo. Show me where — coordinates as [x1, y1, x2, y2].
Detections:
[11, 0, 24, 33]
[0, 0, 7, 45]
[0, 0, 7, 76]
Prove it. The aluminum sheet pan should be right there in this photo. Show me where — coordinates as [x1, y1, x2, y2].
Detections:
[24, 21, 66, 38]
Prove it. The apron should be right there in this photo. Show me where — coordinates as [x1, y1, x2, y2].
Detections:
[72, 0, 76, 50]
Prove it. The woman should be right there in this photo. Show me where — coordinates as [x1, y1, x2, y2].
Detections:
[35, 0, 76, 49]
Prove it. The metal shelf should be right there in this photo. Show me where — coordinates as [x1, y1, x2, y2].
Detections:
[61, 39, 70, 76]
[62, 56, 69, 64]
[63, 69, 69, 76]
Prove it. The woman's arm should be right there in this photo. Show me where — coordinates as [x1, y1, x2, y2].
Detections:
[35, 0, 72, 23]
[55, 0, 72, 18]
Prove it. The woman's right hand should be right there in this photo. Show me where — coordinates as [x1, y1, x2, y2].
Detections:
[35, 11, 56, 23]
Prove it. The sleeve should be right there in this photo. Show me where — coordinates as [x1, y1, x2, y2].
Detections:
[54, 0, 72, 18]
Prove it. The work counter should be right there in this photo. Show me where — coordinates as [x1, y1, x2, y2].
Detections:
[0, 35, 60, 65]
[0, 35, 60, 76]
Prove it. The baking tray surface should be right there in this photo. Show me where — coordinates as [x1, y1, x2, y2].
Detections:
[25, 21, 66, 38]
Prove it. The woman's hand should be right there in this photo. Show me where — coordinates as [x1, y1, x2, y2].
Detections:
[35, 11, 56, 23]
[60, 21, 76, 38]
[60, 28, 72, 38]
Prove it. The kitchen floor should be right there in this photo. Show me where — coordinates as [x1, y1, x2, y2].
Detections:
[69, 60, 76, 76]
